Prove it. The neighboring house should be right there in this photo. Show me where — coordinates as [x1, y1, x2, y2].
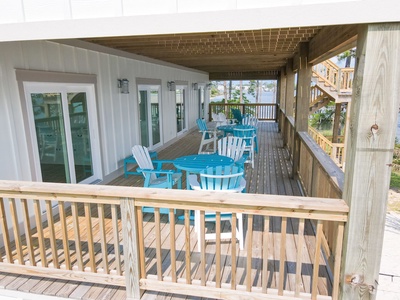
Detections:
[0, 1, 400, 299]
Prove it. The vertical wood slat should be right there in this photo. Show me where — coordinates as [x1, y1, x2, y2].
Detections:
[184, 210, 191, 284]
[262, 216, 270, 293]
[21, 199, 35, 266]
[295, 218, 305, 297]
[97, 204, 109, 274]
[58, 202, 70, 270]
[0, 197, 13, 263]
[71, 202, 83, 271]
[311, 220, 323, 299]
[278, 217, 287, 295]
[200, 210, 206, 286]
[246, 214, 253, 292]
[215, 212, 221, 288]
[154, 208, 162, 281]
[332, 222, 345, 300]
[169, 209, 177, 283]
[45, 201, 59, 268]
[111, 204, 122, 275]
[9, 198, 24, 264]
[231, 213, 237, 290]
[84, 202, 95, 272]
[121, 198, 141, 300]
[136, 206, 145, 279]
[34, 200, 46, 267]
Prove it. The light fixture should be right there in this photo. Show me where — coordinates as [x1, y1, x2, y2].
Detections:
[167, 81, 176, 92]
[117, 79, 129, 94]
[206, 82, 213, 90]
[192, 83, 199, 90]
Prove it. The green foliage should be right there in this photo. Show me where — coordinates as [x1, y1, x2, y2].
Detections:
[390, 172, 400, 189]
[309, 102, 346, 133]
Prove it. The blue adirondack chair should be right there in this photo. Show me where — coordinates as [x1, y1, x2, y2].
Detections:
[196, 118, 221, 154]
[188, 165, 246, 250]
[132, 145, 182, 215]
[233, 125, 256, 168]
[231, 108, 243, 124]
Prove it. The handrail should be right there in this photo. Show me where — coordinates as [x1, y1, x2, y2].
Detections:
[308, 126, 345, 168]
[209, 103, 277, 122]
[312, 61, 354, 93]
[0, 180, 348, 300]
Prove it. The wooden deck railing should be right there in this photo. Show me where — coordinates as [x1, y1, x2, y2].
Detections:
[0, 180, 348, 300]
[308, 126, 345, 168]
[209, 103, 277, 122]
[312, 60, 354, 93]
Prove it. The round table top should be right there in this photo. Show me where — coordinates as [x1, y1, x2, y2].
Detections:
[173, 154, 234, 173]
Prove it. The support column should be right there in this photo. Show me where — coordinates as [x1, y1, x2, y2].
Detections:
[284, 59, 295, 149]
[340, 23, 400, 299]
[278, 68, 287, 131]
[293, 43, 312, 177]
[332, 102, 342, 143]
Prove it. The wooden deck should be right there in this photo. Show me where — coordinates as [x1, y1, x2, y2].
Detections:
[0, 122, 333, 300]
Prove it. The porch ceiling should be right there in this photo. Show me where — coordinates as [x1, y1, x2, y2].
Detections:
[82, 25, 357, 80]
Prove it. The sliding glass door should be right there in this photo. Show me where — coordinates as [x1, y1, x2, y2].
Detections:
[25, 83, 100, 184]
[138, 84, 161, 149]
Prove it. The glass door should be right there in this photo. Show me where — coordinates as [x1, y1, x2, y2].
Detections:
[176, 86, 187, 134]
[138, 85, 161, 149]
[25, 83, 99, 184]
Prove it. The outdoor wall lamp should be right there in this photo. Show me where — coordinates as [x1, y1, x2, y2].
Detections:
[167, 81, 176, 91]
[117, 79, 129, 94]
[192, 83, 199, 90]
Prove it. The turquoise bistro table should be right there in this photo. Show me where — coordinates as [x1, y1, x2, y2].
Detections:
[173, 154, 234, 190]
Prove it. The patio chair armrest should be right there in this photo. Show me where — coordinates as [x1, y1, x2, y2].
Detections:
[188, 174, 201, 190]
[137, 168, 177, 175]
[152, 159, 176, 170]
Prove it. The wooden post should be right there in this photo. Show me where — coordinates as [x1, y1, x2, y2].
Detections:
[284, 59, 295, 148]
[332, 103, 342, 143]
[293, 43, 312, 178]
[279, 67, 287, 132]
[340, 23, 400, 299]
[121, 198, 142, 300]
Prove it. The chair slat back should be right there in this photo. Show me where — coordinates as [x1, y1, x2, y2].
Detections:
[242, 116, 258, 127]
[231, 108, 243, 124]
[233, 126, 256, 146]
[199, 165, 243, 191]
[132, 145, 156, 180]
[218, 136, 246, 163]
[196, 118, 208, 132]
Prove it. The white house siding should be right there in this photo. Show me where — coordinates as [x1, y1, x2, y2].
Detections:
[0, 40, 208, 181]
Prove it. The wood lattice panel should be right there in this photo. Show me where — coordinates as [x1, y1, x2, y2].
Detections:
[83, 26, 323, 79]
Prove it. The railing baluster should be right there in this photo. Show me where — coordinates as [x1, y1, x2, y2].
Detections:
[34, 199, 46, 267]
[311, 220, 323, 299]
[97, 203, 109, 274]
[215, 212, 221, 288]
[246, 214, 253, 292]
[58, 201, 70, 270]
[71, 202, 83, 271]
[295, 218, 305, 297]
[45, 200, 59, 268]
[278, 217, 287, 295]
[169, 209, 177, 283]
[21, 198, 35, 266]
[136, 206, 145, 278]
[231, 212, 237, 290]
[154, 208, 162, 280]
[0, 197, 8, 263]
[184, 209, 191, 284]
[262, 216, 270, 293]
[200, 210, 206, 286]
[9, 198, 23, 264]
[332, 222, 345, 300]
[84, 202, 95, 272]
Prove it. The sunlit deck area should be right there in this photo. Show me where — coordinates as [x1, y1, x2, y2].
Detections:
[0, 122, 343, 300]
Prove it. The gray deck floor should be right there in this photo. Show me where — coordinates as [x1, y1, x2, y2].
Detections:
[0, 122, 330, 300]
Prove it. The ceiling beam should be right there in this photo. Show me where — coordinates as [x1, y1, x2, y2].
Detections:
[308, 24, 358, 64]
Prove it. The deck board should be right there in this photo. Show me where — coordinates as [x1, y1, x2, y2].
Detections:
[0, 122, 333, 300]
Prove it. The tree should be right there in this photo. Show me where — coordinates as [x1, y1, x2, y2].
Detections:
[337, 48, 356, 68]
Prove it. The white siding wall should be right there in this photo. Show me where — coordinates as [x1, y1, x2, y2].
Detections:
[0, 40, 208, 181]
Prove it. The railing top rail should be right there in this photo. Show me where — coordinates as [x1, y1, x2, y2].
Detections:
[0, 180, 348, 222]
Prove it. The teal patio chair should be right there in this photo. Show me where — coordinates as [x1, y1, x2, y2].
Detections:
[188, 165, 246, 250]
[233, 126, 256, 168]
[196, 118, 222, 154]
[231, 108, 243, 124]
[132, 145, 182, 215]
